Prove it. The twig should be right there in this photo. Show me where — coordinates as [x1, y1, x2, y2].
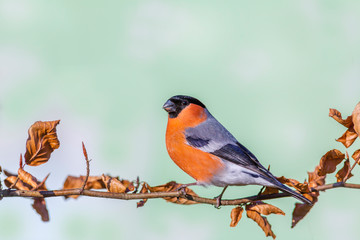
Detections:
[32, 173, 50, 191]
[80, 142, 90, 194]
[343, 155, 360, 183]
[1, 182, 360, 206]
[8, 154, 23, 190]
[314, 182, 360, 191]
[133, 176, 140, 193]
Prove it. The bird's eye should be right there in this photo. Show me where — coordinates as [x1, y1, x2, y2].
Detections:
[182, 101, 187, 105]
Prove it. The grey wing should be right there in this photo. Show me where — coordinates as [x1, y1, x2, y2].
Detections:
[184, 111, 262, 168]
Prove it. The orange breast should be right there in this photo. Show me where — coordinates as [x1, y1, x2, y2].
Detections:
[165, 104, 224, 183]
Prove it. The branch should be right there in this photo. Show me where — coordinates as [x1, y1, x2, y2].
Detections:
[2, 182, 360, 206]
[313, 182, 360, 191]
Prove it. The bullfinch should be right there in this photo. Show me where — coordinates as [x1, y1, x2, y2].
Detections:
[163, 95, 312, 206]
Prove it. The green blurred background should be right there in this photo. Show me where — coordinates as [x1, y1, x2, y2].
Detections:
[1, 1, 360, 239]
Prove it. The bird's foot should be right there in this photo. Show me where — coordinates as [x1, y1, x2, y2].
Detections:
[176, 185, 187, 195]
[213, 186, 228, 209]
[175, 182, 197, 195]
[257, 185, 266, 195]
[214, 195, 222, 209]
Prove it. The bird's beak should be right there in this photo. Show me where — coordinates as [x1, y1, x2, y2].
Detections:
[163, 100, 176, 113]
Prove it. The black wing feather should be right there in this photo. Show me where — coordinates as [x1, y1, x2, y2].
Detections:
[185, 136, 210, 148]
[210, 143, 272, 179]
[210, 143, 256, 167]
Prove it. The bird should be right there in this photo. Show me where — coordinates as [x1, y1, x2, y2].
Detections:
[163, 95, 312, 207]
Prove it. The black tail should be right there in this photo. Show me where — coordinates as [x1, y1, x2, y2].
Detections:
[276, 183, 313, 205]
[259, 168, 313, 205]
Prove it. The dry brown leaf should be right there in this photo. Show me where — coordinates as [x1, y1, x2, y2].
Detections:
[148, 181, 198, 205]
[276, 176, 309, 193]
[336, 127, 358, 148]
[261, 187, 279, 195]
[4, 176, 32, 190]
[86, 176, 106, 189]
[291, 202, 314, 228]
[329, 106, 359, 148]
[246, 206, 276, 239]
[102, 175, 126, 193]
[352, 149, 360, 164]
[32, 198, 49, 222]
[317, 149, 345, 176]
[291, 166, 324, 228]
[247, 201, 285, 216]
[3, 170, 29, 189]
[307, 166, 326, 189]
[329, 108, 353, 128]
[4, 167, 48, 191]
[7, 156, 48, 191]
[63, 176, 84, 192]
[18, 167, 39, 189]
[352, 102, 360, 136]
[335, 159, 353, 182]
[24, 120, 60, 166]
[4, 168, 50, 221]
[291, 191, 319, 228]
[230, 206, 244, 227]
[62, 175, 105, 199]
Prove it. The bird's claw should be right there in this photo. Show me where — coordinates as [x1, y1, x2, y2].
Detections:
[214, 195, 222, 209]
[176, 185, 187, 196]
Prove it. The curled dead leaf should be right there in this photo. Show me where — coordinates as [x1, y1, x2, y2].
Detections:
[336, 159, 353, 182]
[230, 206, 244, 227]
[317, 149, 345, 176]
[352, 149, 360, 164]
[32, 197, 49, 222]
[307, 166, 326, 189]
[336, 127, 358, 148]
[24, 120, 60, 166]
[18, 167, 39, 189]
[247, 201, 285, 216]
[329, 108, 353, 128]
[102, 175, 127, 193]
[261, 187, 279, 195]
[62, 175, 105, 199]
[246, 205, 276, 239]
[292, 202, 314, 228]
[4, 169, 50, 222]
[148, 181, 198, 205]
[291, 165, 324, 228]
[276, 176, 309, 193]
[4, 176, 31, 190]
[329, 106, 359, 148]
[5, 159, 48, 190]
